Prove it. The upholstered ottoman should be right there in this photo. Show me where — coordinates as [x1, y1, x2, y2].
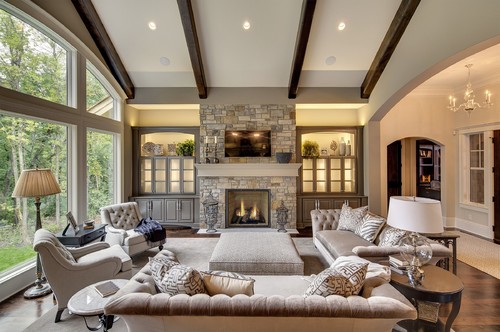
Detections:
[208, 232, 304, 275]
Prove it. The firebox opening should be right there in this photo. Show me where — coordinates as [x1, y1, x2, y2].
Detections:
[226, 189, 270, 227]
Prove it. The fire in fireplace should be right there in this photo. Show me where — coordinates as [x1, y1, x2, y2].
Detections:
[226, 189, 270, 227]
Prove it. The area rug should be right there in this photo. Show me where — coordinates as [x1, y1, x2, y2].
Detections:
[456, 231, 500, 279]
[23, 237, 328, 332]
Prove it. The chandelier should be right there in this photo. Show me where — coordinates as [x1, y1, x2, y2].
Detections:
[447, 64, 493, 116]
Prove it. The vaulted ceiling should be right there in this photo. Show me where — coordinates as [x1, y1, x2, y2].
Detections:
[71, 0, 421, 101]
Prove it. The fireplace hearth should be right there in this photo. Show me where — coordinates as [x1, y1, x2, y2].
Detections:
[226, 189, 270, 228]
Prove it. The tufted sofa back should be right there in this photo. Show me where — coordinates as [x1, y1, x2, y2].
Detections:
[311, 209, 341, 239]
[101, 202, 142, 230]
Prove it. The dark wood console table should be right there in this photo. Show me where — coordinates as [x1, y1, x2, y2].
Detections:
[56, 224, 107, 247]
[423, 231, 460, 275]
[391, 265, 464, 332]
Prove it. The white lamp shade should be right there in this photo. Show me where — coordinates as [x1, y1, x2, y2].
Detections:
[12, 168, 61, 198]
[387, 196, 444, 234]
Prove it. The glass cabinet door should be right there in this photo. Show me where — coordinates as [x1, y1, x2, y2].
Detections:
[169, 158, 181, 193]
[343, 157, 356, 193]
[302, 158, 314, 192]
[183, 157, 195, 193]
[316, 158, 327, 192]
[141, 157, 153, 193]
[330, 158, 342, 192]
[154, 158, 167, 193]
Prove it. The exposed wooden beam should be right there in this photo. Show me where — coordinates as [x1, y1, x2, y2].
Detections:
[288, 0, 317, 99]
[360, 0, 420, 99]
[177, 0, 208, 99]
[71, 0, 135, 99]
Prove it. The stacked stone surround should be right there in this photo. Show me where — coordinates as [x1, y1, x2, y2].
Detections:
[198, 104, 297, 229]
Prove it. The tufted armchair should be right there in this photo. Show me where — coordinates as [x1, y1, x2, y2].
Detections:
[33, 228, 132, 322]
[100, 202, 165, 257]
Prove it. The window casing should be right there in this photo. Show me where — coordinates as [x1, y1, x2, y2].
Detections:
[0, 1, 125, 285]
[461, 132, 486, 207]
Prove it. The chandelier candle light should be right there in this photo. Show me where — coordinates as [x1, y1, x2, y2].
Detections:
[447, 64, 493, 116]
[12, 168, 61, 298]
[387, 196, 444, 288]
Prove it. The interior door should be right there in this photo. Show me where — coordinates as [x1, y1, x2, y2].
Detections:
[387, 140, 402, 204]
[493, 130, 500, 243]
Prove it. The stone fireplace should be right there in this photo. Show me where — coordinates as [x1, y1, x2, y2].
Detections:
[197, 104, 298, 230]
[226, 189, 270, 228]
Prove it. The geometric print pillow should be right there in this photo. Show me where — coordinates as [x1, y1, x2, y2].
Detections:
[149, 256, 179, 292]
[355, 212, 386, 242]
[304, 262, 368, 298]
[337, 204, 369, 233]
[158, 264, 207, 296]
[377, 225, 407, 247]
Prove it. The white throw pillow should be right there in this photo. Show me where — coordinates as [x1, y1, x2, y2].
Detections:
[355, 212, 386, 242]
[304, 262, 368, 297]
[158, 264, 207, 296]
[337, 204, 369, 233]
[377, 225, 407, 247]
[201, 271, 255, 296]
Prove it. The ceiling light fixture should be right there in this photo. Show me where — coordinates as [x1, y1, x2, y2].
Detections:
[325, 56, 336, 65]
[243, 20, 251, 30]
[447, 64, 493, 117]
[159, 57, 170, 66]
[148, 21, 157, 30]
[338, 22, 346, 31]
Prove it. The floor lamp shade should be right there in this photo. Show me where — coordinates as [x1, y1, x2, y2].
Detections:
[11, 168, 61, 299]
[12, 168, 61, 198]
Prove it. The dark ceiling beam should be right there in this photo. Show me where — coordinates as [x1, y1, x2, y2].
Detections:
[288, 0, 317, 99]
[360, 0, 420, 99]
[177, 0, 208, 99]
[71, 0, 135, 99]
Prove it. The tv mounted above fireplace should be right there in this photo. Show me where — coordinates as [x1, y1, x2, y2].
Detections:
[224, 130, 271, 157]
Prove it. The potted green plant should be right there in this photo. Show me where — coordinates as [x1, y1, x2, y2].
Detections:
[302, 140, 319, 158]
[176, 139, 195, 156]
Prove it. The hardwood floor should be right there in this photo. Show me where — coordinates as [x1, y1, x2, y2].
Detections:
[0, 228, 499, 331]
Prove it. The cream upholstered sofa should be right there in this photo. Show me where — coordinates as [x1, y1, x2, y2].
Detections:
[100, 202, 165, 256]
[311, 208, 452, 266]
[33, 229, 132, 322]
[104, 250, 417, 332]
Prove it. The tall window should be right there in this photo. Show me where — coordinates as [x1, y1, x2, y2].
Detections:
[468, 133, 484, 204]
[0, 8, 69, 105]
[87, 129, 115, 221]
[86, 66, 116, 120]
[0, 113, 68, 275]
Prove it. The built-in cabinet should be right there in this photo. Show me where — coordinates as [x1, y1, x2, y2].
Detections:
[130, 127, 200, 227]
[296, 126, 367, 228]
[416, 140, 441, 200]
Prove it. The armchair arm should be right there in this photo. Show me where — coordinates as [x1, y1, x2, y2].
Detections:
[105, 227, 128, 246]
[352, 245, 402, 257]
[67, 242, 110, 259]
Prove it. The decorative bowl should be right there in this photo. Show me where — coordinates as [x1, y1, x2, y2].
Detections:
[276, 152, 292, 164]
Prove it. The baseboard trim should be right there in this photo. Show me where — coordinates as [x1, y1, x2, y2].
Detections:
[453, 218, 493, 240]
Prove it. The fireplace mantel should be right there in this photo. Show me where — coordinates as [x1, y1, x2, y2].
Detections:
[195, 163, 302, 177]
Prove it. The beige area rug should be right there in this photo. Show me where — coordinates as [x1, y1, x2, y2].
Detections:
[456, 231, 500, 279]
[23, 237, 328, 332]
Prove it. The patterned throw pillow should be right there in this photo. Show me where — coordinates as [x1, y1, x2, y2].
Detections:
[377, 225, 407, 247]
[158, 264, 207, 296]
[201, 270, 255, 296]
[149, 256, 179, 292]
[337, 204, 369, 232]
[304, 262, 368, 297]
[355, 212, 386, 242]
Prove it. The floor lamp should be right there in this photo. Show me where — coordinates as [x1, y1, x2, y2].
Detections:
[12, 168, 61, 299]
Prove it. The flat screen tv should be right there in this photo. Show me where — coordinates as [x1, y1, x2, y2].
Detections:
[224, 130, 271, 157]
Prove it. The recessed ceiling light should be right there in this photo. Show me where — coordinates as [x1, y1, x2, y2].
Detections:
[325, 56, 336, 65]
[148, 21, 157, 30]
[243, 20, 251, 30]
[338, 22, 346, 31]
[159, 57, 170, 66]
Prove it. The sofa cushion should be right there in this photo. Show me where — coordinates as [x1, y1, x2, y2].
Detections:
[304, 262, 368, 297]
[150, 256, 179, 292]
[355, 212, 386, 242]
[316, 230, 375, 258]
[201, 270, 255, 296]
[377, 225, 407, 247]
[337, 204, 368, 232]
[157, 264, 207, 296]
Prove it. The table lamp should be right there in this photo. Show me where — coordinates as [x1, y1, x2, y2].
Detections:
[387, 196, 444, 287]
[12, 168, 61, 298]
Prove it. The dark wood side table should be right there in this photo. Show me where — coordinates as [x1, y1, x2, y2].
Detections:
[391, 265, 464, 332]
[423, 231, 460, 275]
[56, 224, 107, 247]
